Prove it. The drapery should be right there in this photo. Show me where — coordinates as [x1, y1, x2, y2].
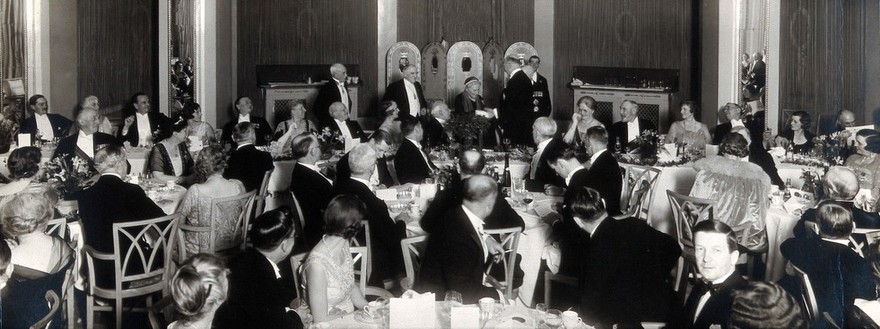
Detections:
[1, 0, 25, 84]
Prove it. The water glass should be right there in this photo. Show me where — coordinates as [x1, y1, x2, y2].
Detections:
[444, 290, 463, 307]
[545, 309, 563, 329]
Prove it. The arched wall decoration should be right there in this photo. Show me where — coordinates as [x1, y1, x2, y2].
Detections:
[503, 42, 536, 86]
[481, 41, 503, 108]
[420, 42, 447, 102]
[446, 41, 483, 106]
[385, 41, 421, 87]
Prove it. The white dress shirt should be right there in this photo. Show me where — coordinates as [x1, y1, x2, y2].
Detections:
[136, 112, 152, 146]
[565, 166, 585, 187]
[264, 254, 282, 279]
[76, 131, 95, 159]
[462, 205, 489, 261]
[730, 119, 745, 128]
[626, 119, 640, 143]
[530, 139, 552, 179]
[403, 79, 421, 117]
[301, 162, 331, 184]
[237, 114, 251, 124]
[34, 113, 54, 140]
[694, 269, 736, 323]
[334, 78, 350, 109]
[335, 119, 356, 152]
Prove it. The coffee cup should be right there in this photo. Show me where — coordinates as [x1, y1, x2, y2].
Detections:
[562, 310, 582, 329]
[166, 180, 176, 189]
[363, 300, 383, 319]
[478, 297, 495, 312]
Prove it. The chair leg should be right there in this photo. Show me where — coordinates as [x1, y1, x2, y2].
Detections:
[86, 295, 94, 329]
[116, 296, 124, 329]
[674, 257, 684, 292]
[544, 272, 552, 308]
[67, 289, 75, 329]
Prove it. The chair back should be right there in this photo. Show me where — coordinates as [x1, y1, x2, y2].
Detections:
[177, 191, 256, 259]
[351, 246, 369, 294]
[793, 264, 819, 322]
[667, 190, 714, 251]
[620, 165, 661, 222]
[289, 191, 307, 238]
[29, 290, 61, 329]
[255, 169, 274, 215]
[289, 252, 308, 309]
[386, 158, 401, 186]
[45, 217, 68, 240]
[14, 259, 74, 329]
[400, 235, 428, 290]
[483, 228, 521, 302]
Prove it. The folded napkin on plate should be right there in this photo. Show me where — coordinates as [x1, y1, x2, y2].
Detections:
[768, 146, 786, 158]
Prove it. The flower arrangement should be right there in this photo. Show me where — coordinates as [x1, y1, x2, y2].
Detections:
[812, 131, 849, 165]
[800, 166, 828, 200]
[434, 164, 458, 191]
[39, 156, 98, 199]
[630, 130, 661, 163]
[318, 127, 346, 159]
[447, 114, 491, 148]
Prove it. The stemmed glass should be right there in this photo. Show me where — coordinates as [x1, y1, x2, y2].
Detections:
[545, 309, 563, 329]
[444, 290, 463, 307]
[522, 192, 534, 207]
[503, 138, 512, 151]
[533, 303, 547, 326]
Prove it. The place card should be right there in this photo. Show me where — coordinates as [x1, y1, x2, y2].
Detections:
[450, 305, 480, 328]
[375, 188, 398, 201]
[390, 292, 435, 329]
[18, 134, 30, 147]
[419, 184, 437, 200]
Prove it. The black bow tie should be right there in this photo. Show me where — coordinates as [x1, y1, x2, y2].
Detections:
[698, 279, 722, 294]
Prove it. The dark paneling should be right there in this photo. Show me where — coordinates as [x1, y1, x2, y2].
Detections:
[780, 0, 868, 127]
[237, 0, 378, 120]
[78, 0, 159, 115]
[700, 0, 719, 125]
[398, 0, 534, 49]
[554, 0, 695, 122]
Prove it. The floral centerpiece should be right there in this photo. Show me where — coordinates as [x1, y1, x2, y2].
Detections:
[0, 102, 20, 153]
[447, 114, 491, 149]
[800, 166, 827, 200]
[39, 156, 98, 199]
[318, 127, 345, 160]
[616, 130, 661, 165]
[812, 131, 850, 165]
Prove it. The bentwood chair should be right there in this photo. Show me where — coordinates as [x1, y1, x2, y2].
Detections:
[289, 252, 309, 309]
[619, 165, 661, 223]
[46, 217, 69, 240]
[792, 264, 819, 323]
[386, 158, 401, 186]
[351, 246, 393, 299]
[82, 214, 180, 329]
[483, 228, 522, 304]
[177, 190, 256, 260]
[43, 217, 75, 329]
[29, 290, 62, 329]
[667, 190, 715, 298]
[255, 169, 274, 215]
[400, 235, 428, 290]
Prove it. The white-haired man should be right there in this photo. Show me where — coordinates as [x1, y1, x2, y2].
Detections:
[52, 107, 122, 171]
[314, 63, 353, 126]
[383, 64, 427, 119]
[325, 102, 366, 152]
[526, 116, 565, 193]
[423, 100, 450, 148]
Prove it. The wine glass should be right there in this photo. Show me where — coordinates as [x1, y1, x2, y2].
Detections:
[533, 303, 547, 326]
[522, 192, 534, 207]
[545, 309, 563, 329]
[503, 137, 512, 151]
[444, 290, 463, 307]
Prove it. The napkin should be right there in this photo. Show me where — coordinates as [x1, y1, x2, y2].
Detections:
[855, 299, 880, 324]
[450, 305, 480, 328]
[419, 184, 438, 200]
[390, 290, 436, 329]
[783, 188, 814, 216]
[18, 134, 30, 147]
[375, 188, 398, 201]
[768, 146, 786, 158]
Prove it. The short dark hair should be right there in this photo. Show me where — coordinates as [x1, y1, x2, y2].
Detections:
[234, 96, 249, 108]
[289, 133, 317, 159]
[564, 187, 606, 222]
[28, 94, 45, 108]
[180, 102, 201, 121]
[585, 125, 609, 145]
[323, 195, 367, 237]
[682, 101, 700, 120]
[369, 129, 390, 145]
[720, 133, 750, 158]
[458, 150, 486, 175]
[400, 117, 421, 137]
[544, 146, 578, 165]
[693, 220, 738, 253]
[249, 206, 295, 250]
[816, 200, 853, 239]
[232, 122, 255, 142]
[130, 92, 148, 106]
[158, 116, 188, 140]
[789, 111, 812, 131]
[380, 101, 397, 117]
[7, 146, 42, 179]
[729, 281, 806, 328]
[529, 55, 540, 62]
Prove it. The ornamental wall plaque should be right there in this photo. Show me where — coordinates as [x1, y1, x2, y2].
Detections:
[385, 41, 421, 87]
[446, 41, 483, 105]
[481, 41, 503, 108]
[421, 42, 447, 102]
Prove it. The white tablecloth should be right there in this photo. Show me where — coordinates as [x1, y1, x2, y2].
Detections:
[0, 145, 151, 176]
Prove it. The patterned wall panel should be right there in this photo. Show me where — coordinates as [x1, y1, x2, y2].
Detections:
[386, 41, 421, 86]
[421, 42, 448, 102]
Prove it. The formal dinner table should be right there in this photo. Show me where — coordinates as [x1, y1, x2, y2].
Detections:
[0, 144, 152, 176]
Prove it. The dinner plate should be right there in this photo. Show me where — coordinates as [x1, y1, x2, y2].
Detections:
[353, 310, 385, 324]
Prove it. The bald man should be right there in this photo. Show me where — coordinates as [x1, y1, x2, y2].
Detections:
[313, 63, 353, 126]
[52, 108, 122, 171]
[794, 166, 880, 239]
[820, 110, 857, 136]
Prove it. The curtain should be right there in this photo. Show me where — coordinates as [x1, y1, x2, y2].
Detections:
[1, 0, 26, 83]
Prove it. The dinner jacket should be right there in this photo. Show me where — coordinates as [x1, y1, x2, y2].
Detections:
[214, 248, 302, 329]
[580, 150, 623, 216]
[77, 174, 165, 288]
[382, 78, 427, 119]
[118, 111, 170, 146]
[52, 132, 122, 171]
[325, 119, 366, 144]
[422, 117, 449, 149]
[793, 201, 880, 240]
[313, 80, 353, 127]
[415, 206, 498, 304]
[331, 177, 406, 283]
[335, 152, 394, 187]
[526, 138, 566, 192]
[500, 69, 537, 146]
[290, 162, 334, 251]
[221, 115, 273, 148]
[19, 113, 72, 139]
[579, 217, 681, 327]
[712, 122, 733, 146]
[679, 269, 748, 329]
[533, 72, 552, 117]
[223, 144, 274, 192]
[420, 175, 525, 234]
[748, 141, 785, 189]
[781, 237, 875, 328]
[394, 138, 436, 184]
[609, 118, 657, 151]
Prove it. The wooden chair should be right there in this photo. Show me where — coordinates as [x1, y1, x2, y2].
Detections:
[350, 245, 393, 299]
[146, 295, 174, 329]
[45, 217, 68, 240]
[400, 235, 428, 290]
[255, 169, 274, 215]
[82, 214, 180, 329]
[667, 190, 715, 299]
[24, 259, 75, 329]
[619, 165, 661, 222]
[483, 228, 522, 303]
[177, 191, 256, 259]
[29, 290, 61, 329]
[289, 252, 309, 309]
[349, 220, 372, 282]
[289, 191, 307, 241]
[386, 158, 401, 186]
[543, 270, 578, 309]
[792, 264, 819, 323]
[39, 219, 75, 329]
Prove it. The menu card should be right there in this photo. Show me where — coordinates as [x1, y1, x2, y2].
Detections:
[390, 291, 436, 329]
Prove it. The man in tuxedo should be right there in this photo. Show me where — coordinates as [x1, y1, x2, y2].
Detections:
[526, 117, 565, 193]
[743, 51, 766, 91]
[220, 96, 273, 148]
[382, 64, 427, 120]
[500, 57, 537, 146]
[561, 187, 680, 327]
[679, 220, 748, 329]
[325, 102, 366, 152]
[289, 133, 334, 251]
[215, 207, 303, 329]
[332, 144, 408, 286]
[528, 56, 552, 117]
[781, 201, 874, 328]
[794, 166, 880, 239]
[422, 100, 450, 149]
[335, 130, 394, 187]
[223, 122, 274, 192]
[119, 92, 170, 147]
[713, 102, 746, 145]
[77, 144, 165, 288]
[313, 63, 352, 127]
[818, 109, 857, 136]
[421, 150, 524, 234]
[52, 108, 122, 172]
[394, 117, 437, 184]
[19, 94, 72, 141]
[416, 175, 504, 304]
[609, 100, 657, 151]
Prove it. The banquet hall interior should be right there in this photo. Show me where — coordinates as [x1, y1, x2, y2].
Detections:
[3, 0, 880, 328]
